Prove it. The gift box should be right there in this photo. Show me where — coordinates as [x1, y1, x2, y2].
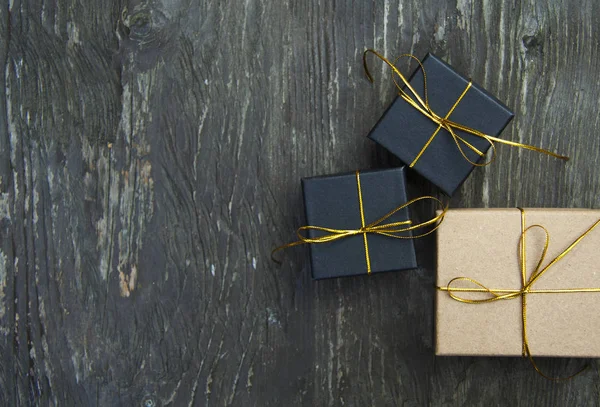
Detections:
[436, 208, 600, 358]
[367, 53, 515, 196]
[301, 167, 418, 279]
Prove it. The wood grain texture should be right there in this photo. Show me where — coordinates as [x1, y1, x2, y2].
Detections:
[1, 0, 600, 405]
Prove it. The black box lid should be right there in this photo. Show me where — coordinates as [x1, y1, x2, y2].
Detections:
[367, 53, 515, 196]
[301, 167, 417, 279]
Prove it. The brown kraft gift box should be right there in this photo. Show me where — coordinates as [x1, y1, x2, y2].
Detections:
[436, 208, 600, 358]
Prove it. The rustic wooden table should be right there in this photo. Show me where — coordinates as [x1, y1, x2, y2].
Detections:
[2, 0, 600, 405]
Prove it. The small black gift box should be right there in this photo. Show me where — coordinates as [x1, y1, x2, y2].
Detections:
[301, 167, 417, 279]
[367, 53, 515, 196]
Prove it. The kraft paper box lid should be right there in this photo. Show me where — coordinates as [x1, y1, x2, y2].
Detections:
[301, 167, 417, 280]
[367, 54, 514, 197]
[436, 208, 600, 358]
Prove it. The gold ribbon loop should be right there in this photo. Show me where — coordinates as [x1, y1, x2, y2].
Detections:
[438, 209, 600, 380]
[363, 49, 569, 167]
[273, 171, 447, 274]
[444, 277, 522, 303]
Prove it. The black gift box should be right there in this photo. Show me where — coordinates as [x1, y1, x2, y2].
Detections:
[367, 53, 514, 196]
[301, 167, 417, 279]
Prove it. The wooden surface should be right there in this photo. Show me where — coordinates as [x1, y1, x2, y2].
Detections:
[1, 0, 600, 405]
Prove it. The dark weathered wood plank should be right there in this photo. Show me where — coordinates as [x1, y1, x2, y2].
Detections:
[0, 2, 15, 405]
[1, 0, 600, 406]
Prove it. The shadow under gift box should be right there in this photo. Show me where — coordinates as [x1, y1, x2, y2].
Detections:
[436, 208, 600, 358]
[301, 167, 417, 279]
[368, 54, 514, 197]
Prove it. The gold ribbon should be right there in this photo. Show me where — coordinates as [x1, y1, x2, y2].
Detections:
[363, 49, 570, 167]
[438, 208, 600, 380]
[273, 170, 447, 274]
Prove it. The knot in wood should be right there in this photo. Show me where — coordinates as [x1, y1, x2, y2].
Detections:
[120, 6, 170, 45]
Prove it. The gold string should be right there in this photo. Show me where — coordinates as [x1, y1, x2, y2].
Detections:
[355, 171, 372, 274]
[437, 208, 600, 380]
[363, 49, 569, 167]
[272, 171, 448, 274]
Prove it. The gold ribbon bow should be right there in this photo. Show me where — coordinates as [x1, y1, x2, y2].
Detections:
[363, 49, 569, 167]
[438, 209, 600, 380]
[273, 170, 447, 274]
